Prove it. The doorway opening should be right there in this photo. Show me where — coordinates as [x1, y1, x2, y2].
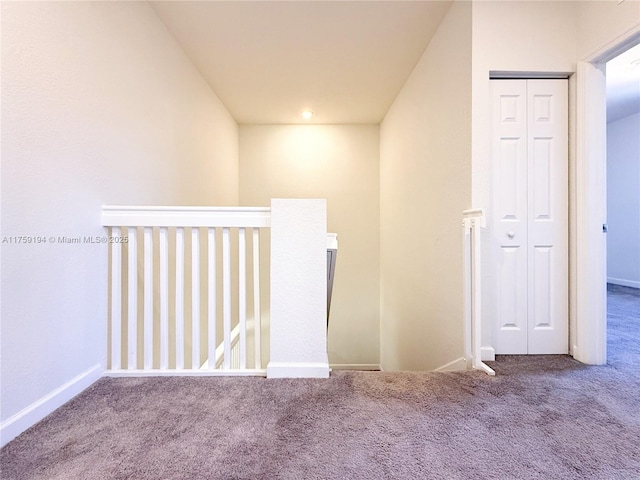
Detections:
[605, 43, 640, 365]
[574, 27, 640, 366]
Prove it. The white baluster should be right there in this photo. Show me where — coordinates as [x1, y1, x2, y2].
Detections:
[159, 227, 169, 370]
[175, 227, 185, 370]
[233, 341, 240, 369]
[239, 228, 247, 369]
[253, 228, 262, 369]
[208, 228, 216, 371]
[127, 227, 137, 370]
[192, 228, 200, 369]
[472, 219, 482, 371]
[462, 219, 472, 365]
[222, 227, 231, 369]
[111, 227, 122, 370]
[143, 227, 153, 370]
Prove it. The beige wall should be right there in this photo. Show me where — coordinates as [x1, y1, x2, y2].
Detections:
[1, 1, 238, 423]
[379, 1, 472, 371]
[239, 125, 380, 367]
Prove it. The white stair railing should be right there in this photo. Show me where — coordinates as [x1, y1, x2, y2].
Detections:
[102, 206, 269, 376]
[462, 209, 495, 376]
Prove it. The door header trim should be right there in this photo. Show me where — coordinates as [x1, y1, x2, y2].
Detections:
[490, 71, 573, 80]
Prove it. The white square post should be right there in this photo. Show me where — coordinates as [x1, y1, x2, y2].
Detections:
[267, 199, 330, 378]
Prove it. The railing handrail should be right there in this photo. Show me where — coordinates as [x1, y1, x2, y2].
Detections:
[102, 205, 271, 228]
[462, 208, 486, 225]
[462, 208, 494, 376]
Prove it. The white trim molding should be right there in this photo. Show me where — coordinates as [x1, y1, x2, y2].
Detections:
[585, 24, 640, 64]
[330, 364, 381, 371]
[481, 346, 496, 362]
[267, 362, 330, 379]
[105, 369, 267, 377]
[575, 60, 608, 365]
[434, 357, 468, 372]
[607, 278, 640, 289]
[490, 71, 572, 80]
[102, 205, 271, 228]
[0, 364, 103, 448]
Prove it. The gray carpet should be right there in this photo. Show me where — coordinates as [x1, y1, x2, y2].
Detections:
[1, 285, 639, 479]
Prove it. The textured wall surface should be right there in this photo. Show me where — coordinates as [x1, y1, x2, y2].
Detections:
[268, 199, 329, 378]
[379, 1, 472, 371]
[1, 1, 238, 430]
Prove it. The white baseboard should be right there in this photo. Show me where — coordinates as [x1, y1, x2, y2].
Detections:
[435, 357, 468, 372]
[481, 346, 495, 361]
[607, 277, 640, 289]
[105, 369, 267, 377]
[0, 364, 103, 448]
[329, 364, 381, 371]
[266, 362, 330, 379]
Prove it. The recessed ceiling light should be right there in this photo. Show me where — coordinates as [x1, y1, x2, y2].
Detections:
[301, 110, 314, 120]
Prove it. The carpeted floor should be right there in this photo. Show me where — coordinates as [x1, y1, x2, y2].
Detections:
[1, 285, 639, 479]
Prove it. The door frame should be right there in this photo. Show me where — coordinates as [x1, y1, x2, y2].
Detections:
[574, 25, 640, 365]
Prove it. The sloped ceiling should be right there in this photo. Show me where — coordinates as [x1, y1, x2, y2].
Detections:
[150, 1, 453, 124]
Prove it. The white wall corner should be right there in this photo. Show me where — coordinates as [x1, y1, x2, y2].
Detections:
[267, 199, 329, 379]
[481, 346, 495, 361]
[0, 364, 103, 448]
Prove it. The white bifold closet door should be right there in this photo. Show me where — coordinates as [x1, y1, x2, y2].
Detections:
[492, 79, 568, 355]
